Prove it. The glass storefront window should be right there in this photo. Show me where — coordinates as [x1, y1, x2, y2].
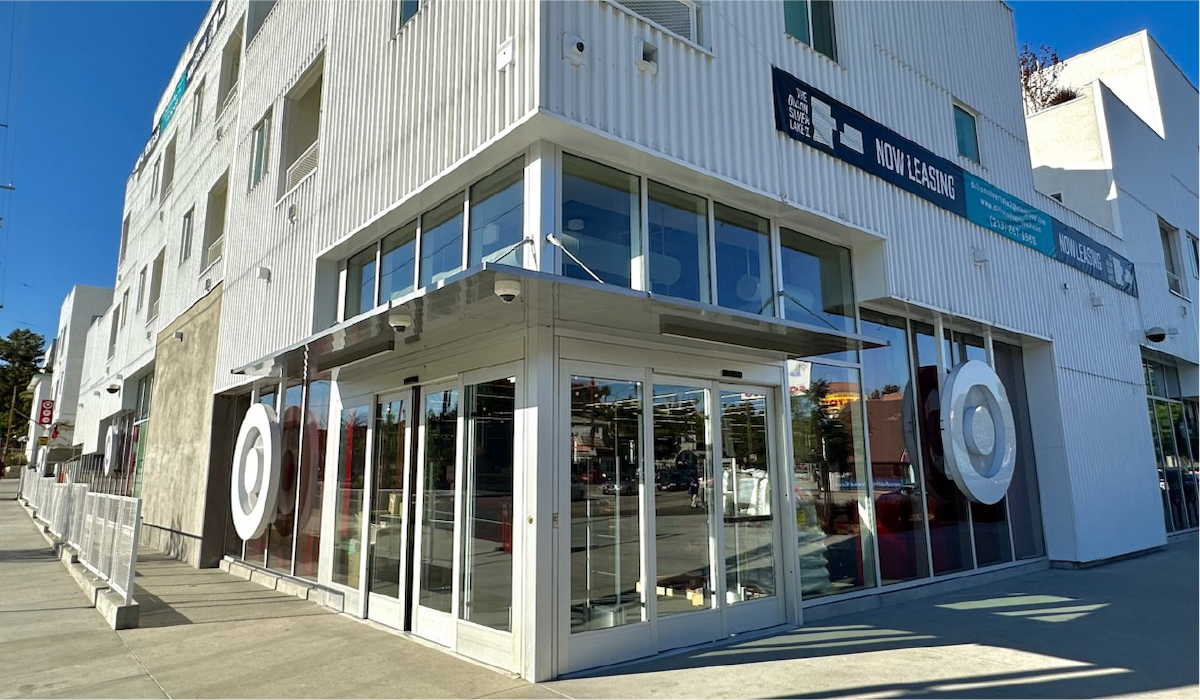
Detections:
[721, 390, 778, 601]
[224, 395, 253, 558]
[266, 382, 304, 574]
[419, 389, 459, 613]
[779, 228, 854, 332]
[345, 245, 377, 319]
[860, 312, 929, 584]
[950, 332, 1013, 567]
[245, 387, 276, 564]
[420, 194, 466, 289]
[561, 154, 640, 287]
[380, 221, 417, 303]
[789, 362, 874, 597]
[647, 182, 709, 303]
[1156, 401, 1189, 530]
[994, 342, 1046, 559]
[911, 323, 973, 575]
[652, 385, 714, 615]
[570, 376, 644, 632]
[469, 158, 524, 267]
[714, 204, 773, 315]
[369, 396, 407, 599]
[1169, 403, 1196, 528]
[294, 380, 329, 580]
[459, 378, 516, 631]
[332, 402, 369, 588]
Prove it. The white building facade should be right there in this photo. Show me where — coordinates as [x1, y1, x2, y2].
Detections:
[54, 0, 1197, 681]
[1026, 31, 1198, 536]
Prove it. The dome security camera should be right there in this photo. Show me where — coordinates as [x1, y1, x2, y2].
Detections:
[388, 306, 413, 334]
[495, 279, 522, 304]
[1145, 327, 1168, 343]
[105, 383, 121, 394]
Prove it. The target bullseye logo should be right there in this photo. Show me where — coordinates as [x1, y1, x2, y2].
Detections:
[940, 360, 1016, 505]
[231, 403, 283, 540]
[103, 425, 121, 476]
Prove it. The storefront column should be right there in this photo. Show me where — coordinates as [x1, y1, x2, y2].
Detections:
[1020, 342, 1080, 561]
[521, 302, 557, 681]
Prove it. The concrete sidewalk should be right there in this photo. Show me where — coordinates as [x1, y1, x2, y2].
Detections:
[3, 476, 1197, 699]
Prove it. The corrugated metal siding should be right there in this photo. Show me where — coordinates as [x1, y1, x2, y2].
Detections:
[1056, 366, 1166, 560]
[211, 0, 538, 392]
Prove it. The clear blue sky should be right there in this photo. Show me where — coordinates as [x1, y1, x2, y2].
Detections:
[0, 1, 1195, 345]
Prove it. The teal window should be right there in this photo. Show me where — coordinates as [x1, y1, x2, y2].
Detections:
[954, 105, 980, 163]
[395, 0, 420, 31]
[783, 0, 837, 61]
[250, 110, 272, 187]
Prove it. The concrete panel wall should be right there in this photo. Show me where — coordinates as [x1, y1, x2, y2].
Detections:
[139, 286, 224, 566]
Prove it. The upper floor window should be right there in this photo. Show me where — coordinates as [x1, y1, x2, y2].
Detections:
[160, 136, 177, 203]
[136, 267, 147, 311]
[180, 208, 195, 264]
[202, 172, 229, 269]
[1188, 232, 1198, 280]
[1160, 219, 1183, 295]
[779, 227, 854, 332]
[108, 304, 121, 358]
[281, 58, 323, 194]
[392, 0, 421, 33]
[469, 157, 524, 266]
[119, 290, 129, 328]
[150, 157, 161, 205]
[954, 104, 980, 163]
[338, 157, 527, 321]
[217, 26, 243, 113]
[344, 245, 378, 319]
[420, 193, 466, 288]
[714, 204, 773, 314]
[648, 180, 709, 303]
[615, 0, 699, 43]
[192, 78, 206, 134]
[783, 0, 837, 61]
[560, 154, 640, 287]
[250, 110, 272, 189]
[148, 250, 165, 321]
[246, 0, 278, 45]
[119, 215, 130, 264]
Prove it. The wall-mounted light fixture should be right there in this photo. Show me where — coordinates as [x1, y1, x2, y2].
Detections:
[256, 266, 271, 283]
[173, 331, 184, 342]
[1090, 293, 1104, 308]
[972, 248, 989, 265]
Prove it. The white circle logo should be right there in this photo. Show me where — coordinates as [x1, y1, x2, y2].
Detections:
[230, 403, 283, 541]
[103, 425, 121, 476]
[940, 360, 1016, 505]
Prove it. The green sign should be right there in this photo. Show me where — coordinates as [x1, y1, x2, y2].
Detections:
[962, 173, 1055, 256]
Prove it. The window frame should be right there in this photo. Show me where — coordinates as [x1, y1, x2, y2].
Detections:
[391, 0, 422, 35]
[249, 110, 273, 189]
[180, 208, 195, 265]
[191, 77, 206, 134]
[1187, 232, 1198, 280]
[1160, 219, 1184, 296]
[953, 102, 981, 164]
[783, 0, 838, 62]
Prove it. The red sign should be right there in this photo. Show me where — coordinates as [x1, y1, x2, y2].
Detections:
[38, 399, 54, 426]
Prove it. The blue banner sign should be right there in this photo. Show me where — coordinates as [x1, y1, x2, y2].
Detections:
[158, 74, 189, 132]
[1054, 220, 1138, 295]
[772, 66, 966, 216]
[771, 66, 1137, 296]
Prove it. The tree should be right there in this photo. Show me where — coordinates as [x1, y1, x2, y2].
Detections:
[1, 328, 46, 449]
[1019, 43, 1079, 115]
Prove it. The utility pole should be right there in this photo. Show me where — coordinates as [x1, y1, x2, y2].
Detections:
[2, 383, 17, 459]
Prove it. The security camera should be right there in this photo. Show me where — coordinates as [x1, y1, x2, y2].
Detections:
[495, 279, 522, 304]
[105, 383, 121, 394]
[1145, 327, 1168, 343]
[388, 306, 413, 333]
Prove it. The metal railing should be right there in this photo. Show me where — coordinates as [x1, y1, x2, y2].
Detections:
[285, 139, 320, 191]
[23, 469, 142, 605]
